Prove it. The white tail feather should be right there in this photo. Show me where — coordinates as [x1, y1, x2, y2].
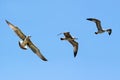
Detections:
[19, 40, 28, 49]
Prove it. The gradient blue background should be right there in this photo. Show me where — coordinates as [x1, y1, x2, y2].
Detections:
[0, 0, 120, 80]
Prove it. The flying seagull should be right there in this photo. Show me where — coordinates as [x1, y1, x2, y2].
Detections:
[86, 18, 112, 35]
[5, 20, 47, 61]
[59, 32, 78, 57]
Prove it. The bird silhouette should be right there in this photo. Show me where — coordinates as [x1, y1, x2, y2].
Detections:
[87, 18, 112, 35]
[60, 32, 78, 57]
[6, 20, 47, 61]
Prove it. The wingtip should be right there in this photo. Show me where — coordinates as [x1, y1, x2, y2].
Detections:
[74, 47, 78, 58]
[5, 20, 16, 30]
[5, 20, 9, 24]
[86, 18, 92, 21]
[5, 20, 12, 26]
[42, 58, 48, 61]
[74, 51, 77, 58]
[73, 44, 78, 58]
[57, 33, 63, 36]
[37, 53, 48, 61]
[57, 32, 70, 36]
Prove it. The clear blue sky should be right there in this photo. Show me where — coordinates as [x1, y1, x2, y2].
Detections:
[0, 0, 120, 80]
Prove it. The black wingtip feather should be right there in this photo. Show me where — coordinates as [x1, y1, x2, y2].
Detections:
[42, 58, 48, 61]
[5, 20, 9, 24]
[86, 18, 93, 21]
[74, 52, 77, 58]
[74, 48, 78, 58]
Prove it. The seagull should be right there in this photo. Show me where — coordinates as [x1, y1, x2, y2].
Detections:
[5, 20, 47, 61]
[86, 18, 112, 35]
[59, 32, 78, 57]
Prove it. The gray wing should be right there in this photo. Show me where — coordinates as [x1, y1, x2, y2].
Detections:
[27, 40, 48, 61]
[87, 18, 103, 31]
[69, 40, 78, 57]
[6, 20, 26, 40]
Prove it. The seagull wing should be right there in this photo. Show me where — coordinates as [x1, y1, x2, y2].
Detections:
[27, 40, 48, 61]
[63, 32, 78, 57]
[6, 20, 26, 40]
[69, 40, 78, 57]
[87, 18, 103, 31]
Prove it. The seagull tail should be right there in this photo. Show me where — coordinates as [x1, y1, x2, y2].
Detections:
[18, 41, 27, 50]
[106, 29, 112, 35]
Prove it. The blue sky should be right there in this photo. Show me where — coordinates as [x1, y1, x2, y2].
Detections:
[0, 0, 120, 80]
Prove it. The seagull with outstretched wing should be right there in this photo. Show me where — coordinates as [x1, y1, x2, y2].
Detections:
[59, 32, 78, 57]
[86, 18, 112, 35]
[5, 20, 47, 61]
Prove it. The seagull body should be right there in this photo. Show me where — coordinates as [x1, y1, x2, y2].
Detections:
[86, 18, 112, 35]
[18, 36, 31, 50]
[60, 32, 78, 57]
[5, 20, 47, 61]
